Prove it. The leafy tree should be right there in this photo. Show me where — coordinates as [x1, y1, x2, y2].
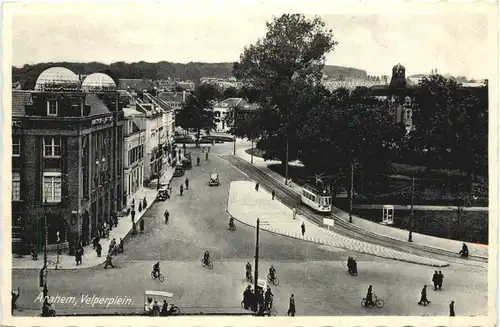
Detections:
[175, 83, 218, 143]
[223, 86, 239, 99]
[233, 14, 337, 169]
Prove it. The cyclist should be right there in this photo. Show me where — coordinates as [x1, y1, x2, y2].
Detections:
[365, 285, 374, 307]
[229, 217, 235, 228]
[264, 285, 274, 310]
[269, 265, 276, 280]
[185, 178, 189, 190]
[180, 184, 184, 196]
[245, 261, 252, 280]
[203, 250, 210, 266]
[153, 262, 161, 278]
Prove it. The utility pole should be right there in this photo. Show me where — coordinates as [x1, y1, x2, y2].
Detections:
[253, 218, 260, 313]
[349, 163, 354, 223]
[285, 135, 289, 183]
[408, 177, 415, 242]
[233, 136, 236, 155]
[42, 200, 49, 306]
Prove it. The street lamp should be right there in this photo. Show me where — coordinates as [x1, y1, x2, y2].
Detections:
[41, 199, 50, 306]
[408, 177, 415, 242]
[253, 218, 260, 313]
[349, 163, 354, 223]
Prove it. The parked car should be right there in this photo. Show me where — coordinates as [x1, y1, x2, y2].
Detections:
[209, 173, 219, 186]
[173, 164, 184, 177]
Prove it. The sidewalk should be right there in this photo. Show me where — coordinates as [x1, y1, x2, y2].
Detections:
[234, 145, 489, 259]
[12, 167, 175, 270]
[227, 181, 449, 267]
[352, 204, 489, 212]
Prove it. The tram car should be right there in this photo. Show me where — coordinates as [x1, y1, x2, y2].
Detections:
[300, 183, 333, 213]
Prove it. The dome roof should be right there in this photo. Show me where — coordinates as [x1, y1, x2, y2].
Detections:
[35, 67, 81, 91]
[81, 73, 117, 92]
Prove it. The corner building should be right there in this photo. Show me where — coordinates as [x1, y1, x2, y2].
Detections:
[12, 68, 124, 254]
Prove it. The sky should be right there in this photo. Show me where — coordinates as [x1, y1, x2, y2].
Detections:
[8, 2, 498, 79]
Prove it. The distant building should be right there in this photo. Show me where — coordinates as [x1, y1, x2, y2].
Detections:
[214, 98, 259, 133]
[12, 68, 124, 254]
[118, 78, 155, 92]
[123, 107, 146, 206]
[157, 91, 187, 111]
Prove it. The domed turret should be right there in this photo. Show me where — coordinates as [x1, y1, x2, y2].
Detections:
[35, 67, 81, 91]
[81, 73, 117, 92]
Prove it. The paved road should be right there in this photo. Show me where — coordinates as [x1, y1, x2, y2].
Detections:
[12, 143, 488, 316]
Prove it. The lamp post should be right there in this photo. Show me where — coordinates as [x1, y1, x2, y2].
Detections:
[253, 218, 260, 313]
[408, 177, 415, 242]
[42, 199, 50, 307]
[349, 163, 354, 223]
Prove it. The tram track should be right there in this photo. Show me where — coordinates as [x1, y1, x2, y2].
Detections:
[224, 155, 488, 267]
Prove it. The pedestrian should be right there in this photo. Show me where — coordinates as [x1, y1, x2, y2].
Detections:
[113, 213, 118, 228]
[272, 190, 275, 200]
[11, 286, 20, 315]
[104, 253, 115, 269]
[132, 222, 137, 235]
[287, 294, 296, 316]
[432, 271, 438, 290]
[143, 197, 147, 209]
[75, 249, 82, 266]
[449, 300, 455, 316]
[205, 152, 208, 161]
[140, 219, 145, 233]
[164, 210, 169, 224]
[31, 244, 38, 260]
[301, 222, 306, 237]
[138, 202, 143, 213]
[131, 199, 135, 211]
[119, 238, 124, 253]
[288, 178, 293, 187]
[96, 242, 102, 257]
[418, 285, 431, 306]
[438, 271, 444, 290]
[131, 209, 135, 222]
[292, 207, 297, 220]
[255, 182, 259, 191]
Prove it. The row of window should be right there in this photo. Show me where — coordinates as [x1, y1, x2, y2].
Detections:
[302, 191, 332, 206]
[12, 171, 61, 203]
[128, 145, 144, 166]
[12, 136, 61, 158]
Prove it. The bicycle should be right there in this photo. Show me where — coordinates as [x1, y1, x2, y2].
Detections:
[361, 294, 384, 308]
[267, 273, 279, 286]
[151, 271, 165, 282]
[201, 258, 213, 269]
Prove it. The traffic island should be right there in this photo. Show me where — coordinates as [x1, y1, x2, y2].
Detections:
[227, 181, 449, 268]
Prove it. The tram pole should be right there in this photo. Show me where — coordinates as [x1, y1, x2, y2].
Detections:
[253, 218, 260, 312]
[349, 163, 354, 223]
[408, 177, 415, 242]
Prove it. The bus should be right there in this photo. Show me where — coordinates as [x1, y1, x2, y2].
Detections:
[300, 183, 333, 213]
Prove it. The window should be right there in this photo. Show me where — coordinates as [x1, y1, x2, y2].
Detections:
[12, 172, 20, 201]
[47, 100, 58, 116]
[12, 136, 20, 157]
[405, 109, 412, 120]
[43, 172, 62, 203]
[44, 137, 62, 157]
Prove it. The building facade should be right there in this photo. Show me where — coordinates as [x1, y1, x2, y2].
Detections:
[12, 68, 124, 254]
[123, 108, 146, 205]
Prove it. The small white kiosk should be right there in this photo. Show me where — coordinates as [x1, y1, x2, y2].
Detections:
[381, 205, 394, 225]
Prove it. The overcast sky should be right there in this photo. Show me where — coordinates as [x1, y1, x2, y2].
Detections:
[9, 2, 497, 79]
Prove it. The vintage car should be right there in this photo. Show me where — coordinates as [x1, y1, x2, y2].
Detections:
[173, 164, 184, 177]
[209, 173, 220, 186]
[157, 186, 169, 201]
[182, 157, 192, 169]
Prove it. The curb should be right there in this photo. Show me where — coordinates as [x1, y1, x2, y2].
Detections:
[13, 174, 175, 271]
[226, 184, 449, 268]
[235, 154, 487, 261]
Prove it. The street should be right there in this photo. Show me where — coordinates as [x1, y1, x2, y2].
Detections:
[12, 142, 488, 316]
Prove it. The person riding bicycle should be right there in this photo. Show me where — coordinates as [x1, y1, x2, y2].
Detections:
[185, 178, 189, 190]
[229, 217, 235, 228]
[246, 261, 252, 279]
[269, 265, 276, 280]
[264, 285, 274, 309]
[203, 250, 210, 265]
[365, 285, 374, 307]
[153, 262, 161, 278]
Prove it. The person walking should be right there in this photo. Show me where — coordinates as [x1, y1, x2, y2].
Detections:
[432, 271, 439, 290]
[11, 286, 20, 315]
[96, 242, 102, 257]
[449, 300, 455, 316]
[292, 207, 297, 220]
[140, 219, 145, 233]
[418, 285, 431, 306]
[255, 182, 259, 191]
[287, 294, 296, 316]
[164, 210, 170, 224]
[131, 209, 136, 223]
[138, 202, 143, 213]
[438, 271, 444, 290]
[272, 190, 275, 200]
[301, 222, 306, 237]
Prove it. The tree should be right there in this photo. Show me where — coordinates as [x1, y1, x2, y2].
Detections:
[233, 14, 337, 169]
[175, 83, 218, 143]
[223, 86, 239, 99]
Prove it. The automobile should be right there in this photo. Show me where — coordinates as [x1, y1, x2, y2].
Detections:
[185, 152, 192, 159]
[209, 173, 219, 186]
[173, 164, 184, 177]
[157, 187, 169, 201]
[182, 158, 192, 169]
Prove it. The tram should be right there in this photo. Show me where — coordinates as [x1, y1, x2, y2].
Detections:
[300, 183, 333, 213]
